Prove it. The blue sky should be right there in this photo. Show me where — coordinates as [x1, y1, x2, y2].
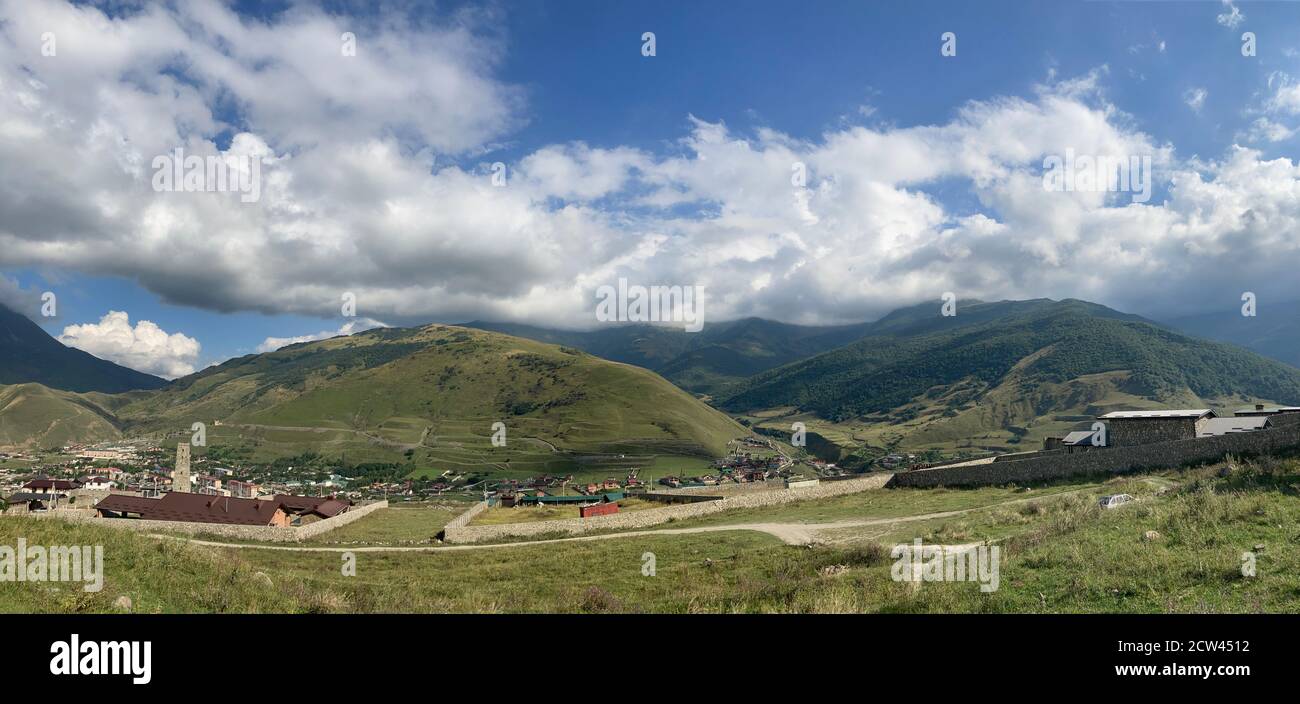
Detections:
[493, 0, 1289, 159]
[3, 0, 1300, 377]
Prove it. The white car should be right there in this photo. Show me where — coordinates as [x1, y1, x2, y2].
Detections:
[1098, 493, 1135, 509]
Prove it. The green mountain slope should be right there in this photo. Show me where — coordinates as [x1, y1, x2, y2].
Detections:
[464, 317, 873, 395]
[1164, 300, 1300, 369]
[0, 383, 121, 449]
[108, 324, 746, 471]
[722, 298, 1300, 426]
[0, 303, 166, 393]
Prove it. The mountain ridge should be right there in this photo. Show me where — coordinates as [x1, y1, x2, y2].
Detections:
[1163, 300, 1300, 370]
[462, 316, 876, 395]
[0, 303, 167, 394]
[1, 324, 748, 475]
[722, 299, 1300, 420]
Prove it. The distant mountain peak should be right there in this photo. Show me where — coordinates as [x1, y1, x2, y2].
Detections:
[0, 303, 166, 393]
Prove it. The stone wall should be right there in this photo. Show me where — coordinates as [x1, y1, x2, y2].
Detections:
[1263, 412, 1300, 427]
[661, 480, 788, 496]
[640, 492, 723, 504]
[1107, 416, 1206, 447]
[440, 500, 489, 535]
[15, 500, 388, 542]
[889, 422, 1300, 488]
[68, 488, 128, 507]
[443, 473, 894, 544]
[294, 501, 390, 540]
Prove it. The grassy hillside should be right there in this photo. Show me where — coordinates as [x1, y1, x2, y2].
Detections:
[723, 299, 1300, 458]
[0, 516, 324, 613]
[465, 317, 873, 396]
[107, 324, 746, 474]
[726, 300, 1300, 417]
[0, 383, 121, 449]
[1165, 299, 1300, 369]
[0, 303, 166, 393]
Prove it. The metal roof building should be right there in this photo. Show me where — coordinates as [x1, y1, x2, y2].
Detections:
[1235, 404, 1300, 417]
[1097, 409, 1217, 447]
[1097, 409, 1215, 420]
[1197, 416, 1272, 437]
[96, 492, 291, 526]
[1061, 430, 1096, 446]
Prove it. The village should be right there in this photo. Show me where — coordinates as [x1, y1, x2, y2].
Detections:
[0, 441, 360, 529]
[0, 429, 818, 530]
[3, 404, 1298, 530]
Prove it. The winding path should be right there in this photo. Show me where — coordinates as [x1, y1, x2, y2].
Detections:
[155, 486, 1099, 553]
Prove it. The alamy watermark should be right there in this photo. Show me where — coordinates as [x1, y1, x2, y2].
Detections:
[152, 147, 262, 203]
[891, 538, 1000, 593]
[50, 634, 151, 685]
[1042, 148, 1152, 204]
[1, 538, 104, 593]
[595, 278, 705, 332]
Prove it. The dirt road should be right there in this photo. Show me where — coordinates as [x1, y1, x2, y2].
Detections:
[157, 488, 1092, 553]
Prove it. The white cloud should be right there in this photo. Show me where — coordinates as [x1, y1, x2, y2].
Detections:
[1184, 87, 1208, 113]
[1240, 117, 1297, 143]
[1265, 72, 1300, 115]
[257, 318, 389, 353]
[1236, 73, 1300, 145]
[516, 143, 649, 201]
[4, 1, 1300, 331]
[1216, 1, 1245, 29]
[58, 311, 200, 378]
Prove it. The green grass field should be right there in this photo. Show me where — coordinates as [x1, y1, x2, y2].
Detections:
[472, 497, 662, 525]
[301, 504, 462, 545]
[641, 476, 1112, 530]
[2, 455, 1295, 613]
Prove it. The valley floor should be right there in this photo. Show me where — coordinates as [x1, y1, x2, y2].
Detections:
[2, 457, 1297, 613]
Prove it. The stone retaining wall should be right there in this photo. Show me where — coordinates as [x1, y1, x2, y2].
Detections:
[665, 481, 780, 496]
[16, 500, 389, 542]
[640, 492, 723, 504]
[889, 422, 1300, 488]
[295, 501, 390, 539]
[69, 489, 115, 507]
[440, 500, 489, 535]
[443, 473, 894, 544]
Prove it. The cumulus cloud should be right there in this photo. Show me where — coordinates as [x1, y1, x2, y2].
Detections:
[58, 312, 200, 378]
[4, 1, 1300, 332]
[257, 318, 389, 353]
[1184, 87, 1208, 113]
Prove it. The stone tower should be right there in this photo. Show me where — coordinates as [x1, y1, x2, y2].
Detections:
[173, 443, 192, 493]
